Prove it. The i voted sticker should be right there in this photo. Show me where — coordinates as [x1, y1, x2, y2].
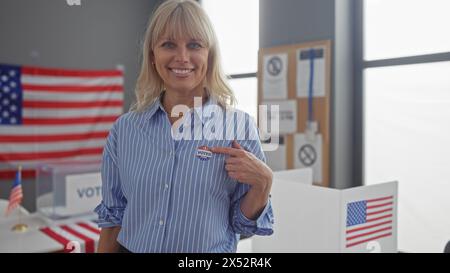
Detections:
[196, 146, 212, 161]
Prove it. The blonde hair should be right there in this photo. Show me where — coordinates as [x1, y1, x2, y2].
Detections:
[131, 0, 236, 112]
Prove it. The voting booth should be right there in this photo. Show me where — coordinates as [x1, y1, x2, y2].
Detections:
[251, 169, 398, 253]
[36, 161, 102, 221]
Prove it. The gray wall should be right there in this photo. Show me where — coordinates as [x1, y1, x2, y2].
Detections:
[260, 0, 335, 47]
[260, 0, 356, 189]
[0, 0, 160, 211]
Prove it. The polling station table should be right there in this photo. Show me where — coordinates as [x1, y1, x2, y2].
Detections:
[0, 213, 100, 253]
[0, 213, 252, 253]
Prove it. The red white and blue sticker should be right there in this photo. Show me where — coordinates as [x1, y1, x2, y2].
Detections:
[196, 146, 212, 161]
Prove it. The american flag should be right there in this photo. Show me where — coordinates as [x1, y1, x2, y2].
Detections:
[345, 195, 394, 248]
[40, 220, 101, 253]
[5, 167, 23, 216]
[0, 64, 123, 179]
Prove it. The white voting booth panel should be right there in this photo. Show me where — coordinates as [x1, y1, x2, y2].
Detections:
[251, 169, 398, 253]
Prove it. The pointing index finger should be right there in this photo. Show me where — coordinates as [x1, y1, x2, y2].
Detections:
[210, 146, 242, 157]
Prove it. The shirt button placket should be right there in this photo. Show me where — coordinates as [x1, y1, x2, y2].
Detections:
[160, 148, 174, 231]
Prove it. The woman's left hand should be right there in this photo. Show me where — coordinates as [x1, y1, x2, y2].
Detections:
[211, 140, 273, 192]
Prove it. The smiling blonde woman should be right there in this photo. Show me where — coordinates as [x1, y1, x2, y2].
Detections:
[95, 0, 274, 253]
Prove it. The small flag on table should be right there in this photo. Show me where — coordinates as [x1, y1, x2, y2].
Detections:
[5, 166, 23, 216]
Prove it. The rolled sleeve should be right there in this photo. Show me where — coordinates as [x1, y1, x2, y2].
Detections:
[94, 201, 125, 228]
[94, 122, 127, 228]
[231, 196, 274, 236]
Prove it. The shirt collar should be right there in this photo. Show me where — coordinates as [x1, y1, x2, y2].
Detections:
[193, 96, 222, 125]
[142, 95, 166, 121]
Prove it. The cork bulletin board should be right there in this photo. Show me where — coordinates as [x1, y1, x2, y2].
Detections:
[258, 40, 331, 187]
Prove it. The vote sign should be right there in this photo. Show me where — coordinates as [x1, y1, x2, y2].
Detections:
[65, 172, 102, 215]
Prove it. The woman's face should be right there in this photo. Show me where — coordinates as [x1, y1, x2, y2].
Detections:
[152, 36, 209, 95]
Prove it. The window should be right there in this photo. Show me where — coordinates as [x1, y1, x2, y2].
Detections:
[202, 0, 259, 119]
[362, 0, 450, 252]
[227, 77, 257, 119]
[364, 0, 450, 60]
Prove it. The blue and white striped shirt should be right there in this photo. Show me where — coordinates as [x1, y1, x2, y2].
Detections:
[94, 97, 274, 253]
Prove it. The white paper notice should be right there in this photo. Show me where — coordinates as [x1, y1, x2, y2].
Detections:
[262, 100, 297, 134]
[263, 53, 288, 99]
[65, 172, 102, 215]
[296, 47, 326, 98]
[294, 133, 323, 184]
[264, 136, 287, 171]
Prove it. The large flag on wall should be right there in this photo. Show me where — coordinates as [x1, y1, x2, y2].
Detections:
[0, 64, 124, 179]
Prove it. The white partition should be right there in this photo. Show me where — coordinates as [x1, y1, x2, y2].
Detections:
[252, 169, 398, 253]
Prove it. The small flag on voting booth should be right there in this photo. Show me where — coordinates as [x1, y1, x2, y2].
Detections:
[345, 195, 394, 248]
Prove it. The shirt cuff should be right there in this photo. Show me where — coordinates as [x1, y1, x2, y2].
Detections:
[94, 201, 124, 228]
[234, 198, 274, 236]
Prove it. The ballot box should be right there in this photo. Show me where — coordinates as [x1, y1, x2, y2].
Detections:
[36, 160, 102, 221]
[252, 169, 398, 253]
